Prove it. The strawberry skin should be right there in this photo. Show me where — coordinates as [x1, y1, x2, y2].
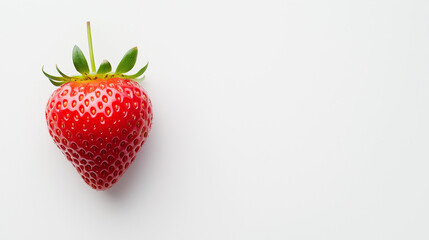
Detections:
[46, 78, 152, 190]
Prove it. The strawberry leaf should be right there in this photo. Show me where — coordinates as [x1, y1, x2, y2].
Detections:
[134, 75, 146, 83]
[97, 60, 112, 74]
[48, 78, 66, 86]
[72, 45, 90, 74]
[115, 47, 138, 74]
[56, 65, 71, 78]
[42, 66, 67, 86]
[124, 62, 148, 79]
[42, 66, 66, 82]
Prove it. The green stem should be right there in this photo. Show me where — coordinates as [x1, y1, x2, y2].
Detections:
[86, 21, 96, 73]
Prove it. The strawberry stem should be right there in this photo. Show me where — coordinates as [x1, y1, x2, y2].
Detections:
[86, 21, 96, 73]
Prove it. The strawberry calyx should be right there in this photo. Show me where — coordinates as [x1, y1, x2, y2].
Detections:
[42, 22, 148, 87]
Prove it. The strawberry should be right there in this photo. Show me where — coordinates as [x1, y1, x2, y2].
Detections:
[43, 22, 152, 190]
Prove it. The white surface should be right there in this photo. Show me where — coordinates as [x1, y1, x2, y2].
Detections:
[1, 0, 429, 239]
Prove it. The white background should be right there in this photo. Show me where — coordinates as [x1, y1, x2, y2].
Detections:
[1, 0, 429, 239]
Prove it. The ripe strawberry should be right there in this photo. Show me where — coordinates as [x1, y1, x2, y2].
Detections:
[43, 22, 152, 190]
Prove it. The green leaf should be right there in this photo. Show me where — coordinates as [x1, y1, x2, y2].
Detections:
[48, 78, 66, 86]
[134, 75, 146, 83]
[56, 65, 71, 78]
[115, 47, 138, 74]
[42, 66, 67, 86]
[97, 60, 112, 74]
[42, 66, 66, 82]
[124, 62, 148, 79]
[72, 45, 90, 74]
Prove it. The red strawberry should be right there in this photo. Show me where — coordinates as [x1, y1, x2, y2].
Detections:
[43, 22, 152, 190]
